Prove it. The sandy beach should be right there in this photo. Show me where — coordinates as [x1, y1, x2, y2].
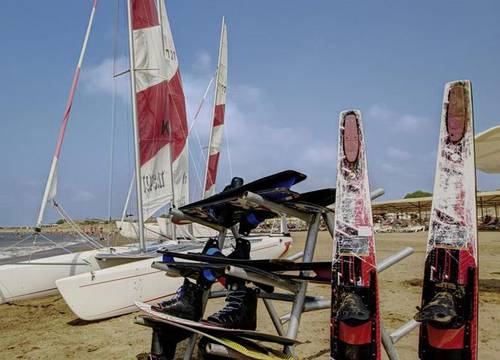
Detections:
[1, 231, 498, 359]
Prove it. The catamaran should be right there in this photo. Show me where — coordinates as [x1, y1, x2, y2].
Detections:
[52, 2, 290, 321]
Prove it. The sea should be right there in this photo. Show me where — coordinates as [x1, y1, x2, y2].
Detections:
[0, 232, 102, 263]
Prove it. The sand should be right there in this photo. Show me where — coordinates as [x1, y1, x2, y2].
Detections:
[0, 231, 498, 359]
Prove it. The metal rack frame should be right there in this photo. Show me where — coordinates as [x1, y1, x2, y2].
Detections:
[138, 188, 419, 359]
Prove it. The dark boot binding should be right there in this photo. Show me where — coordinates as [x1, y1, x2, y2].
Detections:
[415, 291, 457, 325]
[336, 292, 370, 324]
[201, 237, 222, 257]
[228, 237, 251, 260]
[151, 278, 204, 320]
[207, 282, 257, 330]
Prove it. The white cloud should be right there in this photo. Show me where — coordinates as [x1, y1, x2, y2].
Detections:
[395, 114, 427, 131]
[81, 56, 130, 101]
[192, 50, 212, 73]
[299, 143, 337, 167]
[380, 162, 400, 174]
[387, 146, 411, 160]
[72, 189, 96, 202]
[368, 103, 393, 120]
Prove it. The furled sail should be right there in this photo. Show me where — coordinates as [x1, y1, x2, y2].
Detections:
[35, 0, 98, 230]
[203, 18, 228, 198]
[131, 0, 189, 219]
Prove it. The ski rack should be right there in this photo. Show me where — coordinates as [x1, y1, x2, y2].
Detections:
[139, 187, 418, 359]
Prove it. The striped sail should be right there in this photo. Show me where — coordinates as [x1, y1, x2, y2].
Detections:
[203, 18, 228, 198]
[131, 0, 189, 219]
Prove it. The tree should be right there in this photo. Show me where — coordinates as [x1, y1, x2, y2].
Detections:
[56, 219, 66, 225]
[404, 190, 432, 199]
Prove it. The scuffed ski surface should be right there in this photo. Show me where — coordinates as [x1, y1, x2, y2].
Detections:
[333, 111, 376, 272]
[427, 80, 477, 257]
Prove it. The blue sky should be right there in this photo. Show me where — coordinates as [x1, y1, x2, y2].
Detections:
[0, 0, 499, 226]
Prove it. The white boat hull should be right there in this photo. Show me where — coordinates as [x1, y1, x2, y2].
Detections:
[56, 235, 292, 320]
[0, 250, 101, 303]
[0, 246, 133, 304]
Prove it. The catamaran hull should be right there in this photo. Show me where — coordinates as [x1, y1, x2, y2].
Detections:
[56, 236, 292, 321]
[0, 246, 135, 304]
[0, 250, 101, 304]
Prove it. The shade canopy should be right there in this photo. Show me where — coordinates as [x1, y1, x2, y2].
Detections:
[372, 190, 500, 215]
[476, 125, 500, 174]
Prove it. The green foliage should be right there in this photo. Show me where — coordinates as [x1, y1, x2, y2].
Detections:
[56, 219, 66, 225]
[404, 190, 432, 199]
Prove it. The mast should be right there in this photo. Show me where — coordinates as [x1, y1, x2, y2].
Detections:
[203, 17, 227, 199]
[35, 0, 99, 231]
[126, 0, 146, 251]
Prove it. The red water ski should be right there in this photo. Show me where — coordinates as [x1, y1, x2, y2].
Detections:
[331, 111, 381, 359]
[416, 80, 478, 360]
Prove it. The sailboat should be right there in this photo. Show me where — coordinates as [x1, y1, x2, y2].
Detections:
[0, 1, 117, 304]
[54, 4, 291, 321]
[0, 0, 193, 303]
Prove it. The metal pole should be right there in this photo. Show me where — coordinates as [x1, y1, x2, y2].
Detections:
[377, 247, 413, 272]
[280, 299, 330, 323]
[126, 0, 146, 252]
[263, 298, 285, 336]
[286, 251, 304, 262]
[390, 319, 419, 344]
[322, 211, 335, 239]
[370, 187, 385, 201]
[381, 323, 400, 360]
[285, 213, 321, 356]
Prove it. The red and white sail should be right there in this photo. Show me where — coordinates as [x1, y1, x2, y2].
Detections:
[203, 18, 228, 198]
[35, 0, 98, 229]
[131, 0, 189, 219]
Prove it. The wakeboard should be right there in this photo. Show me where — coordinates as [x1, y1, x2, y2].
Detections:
[415, 80, 478, 360]
[178, 170, 334, 234]
[330, 110, 381, 359]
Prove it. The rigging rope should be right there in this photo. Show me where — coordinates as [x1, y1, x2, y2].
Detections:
[52, 201, 103, 249]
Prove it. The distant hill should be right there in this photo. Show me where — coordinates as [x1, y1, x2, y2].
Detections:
[404, 190, 432, 199]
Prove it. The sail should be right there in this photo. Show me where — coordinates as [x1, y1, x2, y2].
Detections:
[35, 0, 98, 229]
[131, 0, 189, 219]
[203, 18, 228, 198]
